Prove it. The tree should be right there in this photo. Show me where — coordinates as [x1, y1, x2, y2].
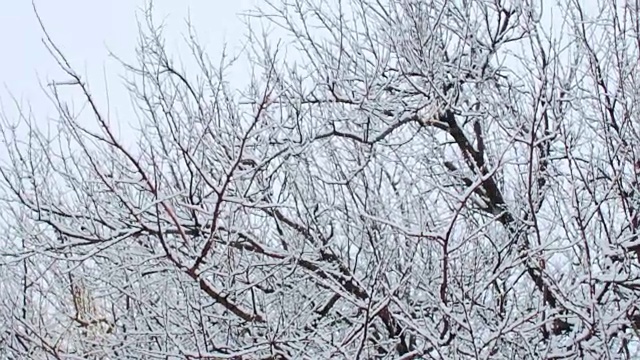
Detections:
[2, 0, 640, 358]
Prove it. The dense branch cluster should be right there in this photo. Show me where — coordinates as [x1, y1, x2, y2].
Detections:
[2, 0, 640, 358]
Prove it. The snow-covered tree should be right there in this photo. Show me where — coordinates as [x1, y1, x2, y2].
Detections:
[2, 0, 640, 358]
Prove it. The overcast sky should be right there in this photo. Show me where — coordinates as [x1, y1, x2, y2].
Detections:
[0, 0, 252, 130]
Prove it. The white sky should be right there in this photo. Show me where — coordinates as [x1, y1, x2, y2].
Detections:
[0, 0, 253, 131]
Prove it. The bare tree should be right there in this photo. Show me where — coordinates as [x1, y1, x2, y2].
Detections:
[1, 0, 640, 358]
